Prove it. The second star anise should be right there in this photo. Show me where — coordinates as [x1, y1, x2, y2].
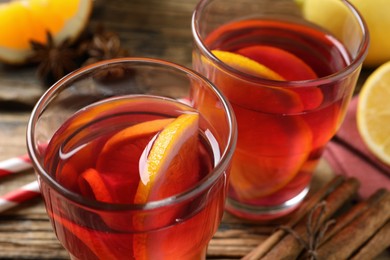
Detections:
[81, 27, 129, 66]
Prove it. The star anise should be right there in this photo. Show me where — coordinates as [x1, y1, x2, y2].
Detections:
[29, 31, 80, 87]
[80, 26, 129, 66]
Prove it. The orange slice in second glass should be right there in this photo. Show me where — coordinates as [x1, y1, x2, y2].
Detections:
[210, 50, 305, 114]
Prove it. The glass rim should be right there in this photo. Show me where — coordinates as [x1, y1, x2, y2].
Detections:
[191, 0, 370, 88]
[26, 57, 238, 211]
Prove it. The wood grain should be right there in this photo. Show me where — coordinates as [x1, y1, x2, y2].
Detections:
[0, 0, 383, 259]
[0, 1, 260, 258]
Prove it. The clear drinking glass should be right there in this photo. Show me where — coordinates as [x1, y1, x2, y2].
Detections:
[27, 58, 237, 259]
[192, 0, 369, 220]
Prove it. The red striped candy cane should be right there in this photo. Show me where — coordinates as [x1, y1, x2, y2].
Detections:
[0, 154, 32, 178]
[0, 181, 40, 212]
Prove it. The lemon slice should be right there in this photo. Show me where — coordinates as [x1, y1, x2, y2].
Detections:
[357, 61, 390, 165]
[212, 50, 284, 80]
[135, 113, 199, 203]
[0, 0, 92, 64]
[297, 0, 389, 67]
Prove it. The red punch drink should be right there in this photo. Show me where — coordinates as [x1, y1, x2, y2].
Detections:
[42, 96, 221, 259]
[201, 19, 349, 214]
[192, 0, 369, 220]
[27, 58, 237, 259]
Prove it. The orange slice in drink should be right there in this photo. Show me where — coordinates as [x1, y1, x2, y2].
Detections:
[134, 113, 200, 203]
[74, 118, 175, 231]
[212, 50, 285, 80]
[237, 45, 317, 81]
[133, 113, 200, 259]
[75, 118, 175, 203]
[96, 118, 175, 176]
[68, 118, 174, 203]
[211, 50, 305, 114]
[78, 168, 113, 202]
[237, 45, 323, 110]
[229, 104, 312, 200]
[48, 211, 126, 259]
[0, 0, 92, 64]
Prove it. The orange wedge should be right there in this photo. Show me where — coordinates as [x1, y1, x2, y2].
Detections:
[229, 104, 312, 199]
[237, 45, 317, 81]
[212, 50, 284, 80]
[77, 118, 175, 202]
[96, 118, 175, 175]
[72, 118, 177, 232]
[48, 211, 122, 259]
[237, 45, 323, 110]
[210, 49, 304, 113]
[134, 113, 200, 203]
[78, 168, 113, 203]
[64, 119, 174, 203]
[0, 0, 92, 64]
[133, 113, 200, 259]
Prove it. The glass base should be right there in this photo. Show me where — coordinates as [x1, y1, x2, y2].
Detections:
[225, 186, 309, 221]
[68, 246, 207, 259]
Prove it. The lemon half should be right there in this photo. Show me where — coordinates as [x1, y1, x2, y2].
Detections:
[357, 61, 390, 165]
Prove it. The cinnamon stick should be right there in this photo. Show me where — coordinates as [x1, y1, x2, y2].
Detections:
[316, 190, 390, 259]
[350, 219, 390, 260]
[320, 188, 387, 246]
[261, 177, 360, 260]
[242, 175, 346, 260]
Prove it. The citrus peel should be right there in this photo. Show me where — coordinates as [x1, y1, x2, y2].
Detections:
[0, 0, 92, 64]
[212, 50, 284, 81]
[135, 113, 200, 203]
[208, 49, 306, 113]
[357, 61, 390, 165]
[236, 45, 323, 110]
[237, 45, 317, 81]
[78, 168, 113, 203]
[96, 118, 174, 174]
[230, 104, 312, 199]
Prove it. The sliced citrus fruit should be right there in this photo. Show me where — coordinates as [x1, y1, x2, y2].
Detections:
[237, 45, 317, 81]
[74, 119, 176, 232]
[210, 49, 304, 114]
[298, 0, 386, 67]
[77, 168, 139, 231]
[134, 113, 200, 203]
[57, 162, 79, 192]
[0, 0, 92, 64]
[229, 104, 312, 199]
[212, 50, 284, 80]
[132, 113, 200, 260]
[78, 168, 112, 203]
[357, 61, 390, 165]
[48, 211, 125, 259]
[237, 45, 323, 110]
[96, 118, 175, 175]
[91, 118, 175, 203]
[73, 119, 174, 202]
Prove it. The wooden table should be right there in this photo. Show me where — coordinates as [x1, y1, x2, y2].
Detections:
[0, 0, 384, 259]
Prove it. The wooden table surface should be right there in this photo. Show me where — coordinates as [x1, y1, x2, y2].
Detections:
[0, 0, 384, 259]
